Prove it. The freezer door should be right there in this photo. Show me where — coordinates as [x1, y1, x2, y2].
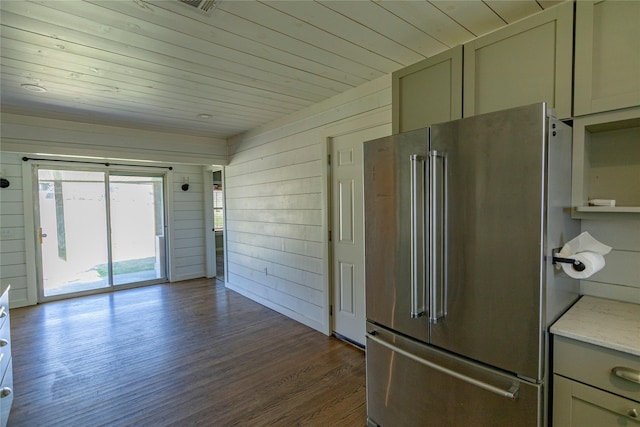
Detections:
[428, 103, 549, 380]
[364, 128, 430, 343]
[366, 323, 542, 427]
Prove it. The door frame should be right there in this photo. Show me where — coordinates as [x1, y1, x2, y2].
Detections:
[204, 166, 216, 279]
[23, 158, 172, 303]
[204, 165, 226, 282]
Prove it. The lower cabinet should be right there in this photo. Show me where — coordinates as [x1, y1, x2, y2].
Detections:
[554, 375, 639, 425]
[553, 336, 640, 426]
[0, 287, 12, 427]
[0, 361, 12, 427]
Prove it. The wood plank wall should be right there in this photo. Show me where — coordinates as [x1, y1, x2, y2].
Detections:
[0, 153, 212, 307]
[0, 153, 29, 306]
[171, 164, 208, 282]
[580, 219, 640, 303]
[225, 76, 391, 334]
[0, 116, 227, 307]
[0, 113, 228, 165]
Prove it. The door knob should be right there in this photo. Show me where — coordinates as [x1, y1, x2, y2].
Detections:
[39, 228, 47, 244]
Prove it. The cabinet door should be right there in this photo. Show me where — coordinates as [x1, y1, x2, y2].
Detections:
[554, 375, 640, 426]
[0, 359, 12, 427]
[392, 46, 462, 133]
[463, 1, 573, 119]
[574, 0, 640, 116]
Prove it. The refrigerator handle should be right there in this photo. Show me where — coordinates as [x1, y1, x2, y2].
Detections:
[367, 332, 520, 400]
[410, 154, 426, 318]
[429, 151, 446, 324]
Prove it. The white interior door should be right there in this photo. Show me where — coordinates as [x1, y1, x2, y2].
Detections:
[331, 125, 389, 346]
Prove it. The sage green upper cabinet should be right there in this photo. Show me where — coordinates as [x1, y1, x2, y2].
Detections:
[392, 46, 462, 133]
[463, 2, 573, 119]
[574, 0, 640, 116]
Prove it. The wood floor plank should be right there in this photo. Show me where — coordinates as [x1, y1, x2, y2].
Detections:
[8, 279, 366, 426]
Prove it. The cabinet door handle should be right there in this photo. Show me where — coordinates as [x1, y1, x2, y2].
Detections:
[0, 339, 7, 347]
[0, 387, 11, 398]
[612, 366, 640, 384]
[0, 307, 6, 318]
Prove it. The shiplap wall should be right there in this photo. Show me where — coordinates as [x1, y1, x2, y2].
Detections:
[580, 219, 640, 303]
[170, 164, 207, 282]
[0, 152, 30, 306]
[0, 152, 210, 307]
[0, 113, 228, 165]
[0, 116, 225, 307]
[225, 76, 391, 334]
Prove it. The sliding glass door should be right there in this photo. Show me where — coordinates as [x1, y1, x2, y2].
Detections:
[36, 168, 167, 299]
[109, 175, 165, 286]
[38, 170, 110, 296]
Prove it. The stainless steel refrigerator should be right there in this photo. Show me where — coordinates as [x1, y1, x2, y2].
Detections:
[364, 103, 580, 426]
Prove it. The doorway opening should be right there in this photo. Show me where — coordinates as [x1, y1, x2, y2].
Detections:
[36, 167, 167, 300]
[213, 170, 224, 282]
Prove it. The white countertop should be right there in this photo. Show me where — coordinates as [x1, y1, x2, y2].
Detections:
[550, 295, 640, 356]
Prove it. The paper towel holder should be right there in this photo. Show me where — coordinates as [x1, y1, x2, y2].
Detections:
[552, 248, 586, 272]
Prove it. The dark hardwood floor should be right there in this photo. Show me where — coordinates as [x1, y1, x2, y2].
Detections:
[8, 279, 366, 426]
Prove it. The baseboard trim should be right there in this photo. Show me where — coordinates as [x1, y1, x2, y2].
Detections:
[225, 281, 327, 336]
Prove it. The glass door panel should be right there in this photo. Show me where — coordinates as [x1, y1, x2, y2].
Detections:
[109, 175, 165, 286]
[38, 170, 110, 297]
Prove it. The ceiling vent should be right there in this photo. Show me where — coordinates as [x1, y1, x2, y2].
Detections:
[178, 0, 217, 15]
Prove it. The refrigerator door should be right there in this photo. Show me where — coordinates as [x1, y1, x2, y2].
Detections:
[364, 128, 430, 343]
[428, 103, 549, 380]
[366, 323, 542, 427]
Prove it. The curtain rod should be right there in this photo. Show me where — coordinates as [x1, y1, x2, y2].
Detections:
[22, 156, 173, 170]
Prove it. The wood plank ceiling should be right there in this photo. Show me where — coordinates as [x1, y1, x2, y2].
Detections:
[0, 0, 564, 140]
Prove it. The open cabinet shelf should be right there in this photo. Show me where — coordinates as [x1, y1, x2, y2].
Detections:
[575, 206, 640, 213]
[571, 107, 640, 218]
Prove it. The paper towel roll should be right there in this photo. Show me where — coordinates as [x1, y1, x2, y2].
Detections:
[560, 251, 606, 279]
[558, 232, 611, 258]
